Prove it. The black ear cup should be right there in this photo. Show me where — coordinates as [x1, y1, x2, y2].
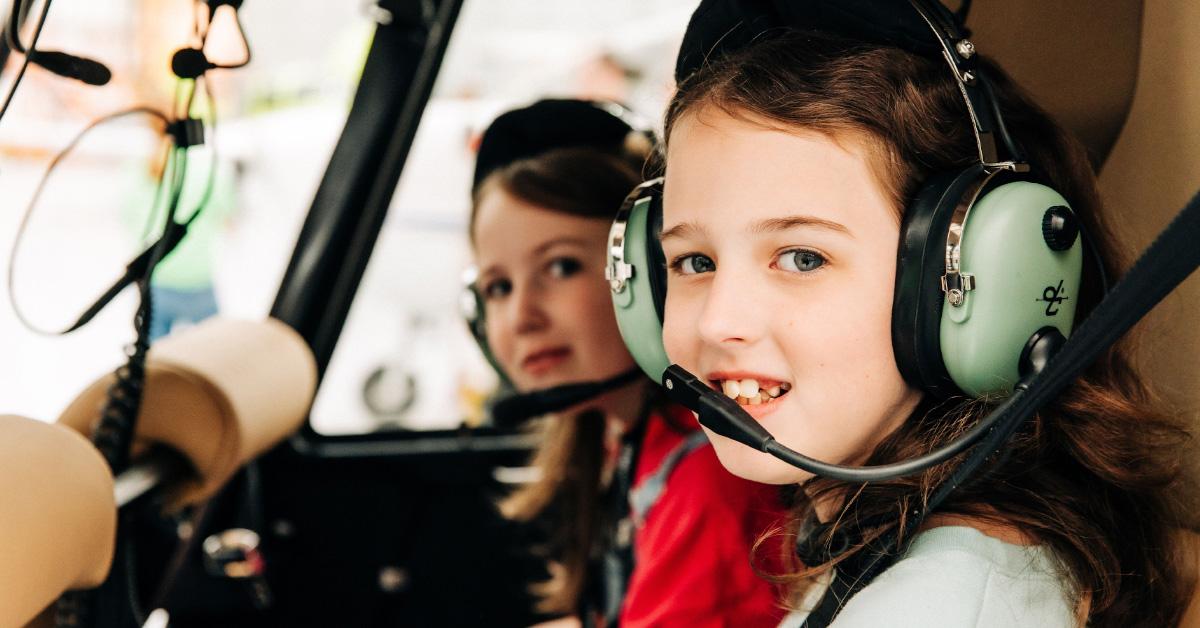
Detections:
[644, 184, 669, 323]
[892, 164, 996, 397]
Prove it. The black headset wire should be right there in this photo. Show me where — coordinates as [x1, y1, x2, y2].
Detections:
[6, 0, 236, 335]
[6, 106, 168, 335]
[52, 131, 186, 628]
[0, 0, 50, 125]
[976, 70, 1024, 165]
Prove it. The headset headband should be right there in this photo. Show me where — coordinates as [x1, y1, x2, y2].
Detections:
[906, 0, 1025, 169]
[674, 0, 1026, 169]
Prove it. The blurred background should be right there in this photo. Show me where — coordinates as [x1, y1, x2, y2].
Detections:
[0, 0, 695, 434]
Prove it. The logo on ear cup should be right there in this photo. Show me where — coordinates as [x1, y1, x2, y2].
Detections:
[1037, 280, 1069, 316]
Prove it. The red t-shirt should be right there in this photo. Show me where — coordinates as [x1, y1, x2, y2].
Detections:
[619, 405, 787, 627]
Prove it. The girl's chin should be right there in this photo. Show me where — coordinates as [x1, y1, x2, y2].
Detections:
[514, 370, 577, 392]
[703, 428, 814, 485]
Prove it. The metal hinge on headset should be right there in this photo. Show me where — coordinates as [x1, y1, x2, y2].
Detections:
[606, 215, 634, 293]
[606, 261, 633, 293]
[941, 270, 975, 307]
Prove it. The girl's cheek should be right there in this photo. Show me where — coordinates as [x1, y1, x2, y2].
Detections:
[661, 297, 689, 363]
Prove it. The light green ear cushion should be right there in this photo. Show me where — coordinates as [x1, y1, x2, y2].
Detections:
[941, 181, 1083, 397]
[609, 194, 671, 381]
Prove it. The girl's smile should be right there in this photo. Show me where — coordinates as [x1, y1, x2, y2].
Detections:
[520, 345, 573, 378]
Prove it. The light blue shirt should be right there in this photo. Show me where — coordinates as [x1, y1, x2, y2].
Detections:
[781, 526, 1076, 628]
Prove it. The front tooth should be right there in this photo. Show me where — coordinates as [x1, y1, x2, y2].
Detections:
[723, 380, 741, 399]
[767, 385, 781, 398]
[739, 379, 759, 397]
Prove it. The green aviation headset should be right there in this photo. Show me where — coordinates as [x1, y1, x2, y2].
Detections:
[606, 0, 1089, 481]
[608, 21, 1082, 401]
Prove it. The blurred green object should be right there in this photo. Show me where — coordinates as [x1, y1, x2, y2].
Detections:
[122, 152, 236, 291]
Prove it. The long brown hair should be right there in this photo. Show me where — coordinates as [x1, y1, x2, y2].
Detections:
[470, 140, 652, 613]
[665, 31, 1198, 626]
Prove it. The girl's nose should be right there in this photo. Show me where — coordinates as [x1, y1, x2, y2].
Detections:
[696, 265, 766, 348]
[511, 282, 549, 335]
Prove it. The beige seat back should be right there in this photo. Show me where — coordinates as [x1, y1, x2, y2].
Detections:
[59, 317, 318, 509]
[1095, 3, 1200, 418]
[975, 2, 1200, 624]
[0, 415, 116, 627]
[968, 0, 1142, 168]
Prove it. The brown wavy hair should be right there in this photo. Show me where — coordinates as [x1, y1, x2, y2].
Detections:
[664, 31, 1198, 627]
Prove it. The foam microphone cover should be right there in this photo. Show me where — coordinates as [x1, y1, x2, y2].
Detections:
[30, 50, 112, 86]
[171, 47, 212, 79]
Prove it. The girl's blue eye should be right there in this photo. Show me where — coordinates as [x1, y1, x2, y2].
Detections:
[548, 257, 583, 279]
[481, 278, 512, 300]
[778, 249, 826, 273]
[673, 254, 715, 275]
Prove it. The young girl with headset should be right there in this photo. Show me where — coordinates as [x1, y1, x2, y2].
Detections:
[466, 98, 786, 627]
[602, 1, 1198, 626]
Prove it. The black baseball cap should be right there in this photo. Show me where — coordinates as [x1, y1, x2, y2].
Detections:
[674, 0, 956, 85]
[472, 98, 637, 192]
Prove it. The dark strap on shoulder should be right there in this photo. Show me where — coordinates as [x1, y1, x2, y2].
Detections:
[627, 430, 709, 525]
[587, 417, 647, 628]
[587, 427, 709, 627]
[801, 541, 897, 628]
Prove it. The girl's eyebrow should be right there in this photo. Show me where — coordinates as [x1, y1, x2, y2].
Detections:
[478, 237, 592, 279]
[751, 215, 854, 238]
[660, 221, 705, 243]
[660, 215, 853, 243]
[532, 236, 591, 256]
